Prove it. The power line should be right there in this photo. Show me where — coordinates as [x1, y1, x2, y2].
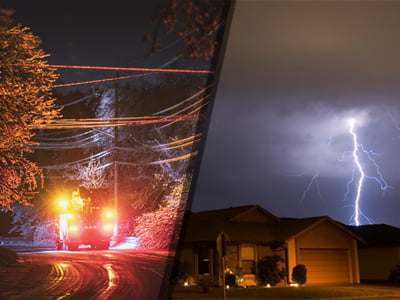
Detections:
[15, 63, 215, 74]
[30, 114, 203, 129]
[151, 133, 203, 148]
[152, 84, 212, 116]
[53, 73, 151, 88]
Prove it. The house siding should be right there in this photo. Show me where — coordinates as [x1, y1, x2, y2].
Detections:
[176, 244, 196, 284]
[293, 220, 359, 284]
[287, 239, 297, 283]
[358, 247, 400, 280]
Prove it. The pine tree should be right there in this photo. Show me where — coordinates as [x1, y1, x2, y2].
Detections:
[0, 9, 61, 208]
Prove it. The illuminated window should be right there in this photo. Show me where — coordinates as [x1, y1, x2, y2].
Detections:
[241, 244, 255, 274]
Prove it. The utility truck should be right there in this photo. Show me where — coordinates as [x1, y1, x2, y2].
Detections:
[56, 189, 115, 250]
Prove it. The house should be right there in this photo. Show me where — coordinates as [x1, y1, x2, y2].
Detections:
[176, 205, 362, 286]
[347, 224, 400, 281]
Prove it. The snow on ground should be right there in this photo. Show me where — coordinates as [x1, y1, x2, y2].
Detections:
[110, 237, 139, 250]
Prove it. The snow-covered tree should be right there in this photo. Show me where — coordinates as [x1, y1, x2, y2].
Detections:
[0, 9, 60, 208]
[133, 177, 189, 250]
[68, 159, 108, 190]
[9, 203, 56, 246]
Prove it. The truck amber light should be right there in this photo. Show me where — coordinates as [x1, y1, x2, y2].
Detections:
[69, 225, 79, 232]
[59, 200, 69, 210]
[104, 210, 113, 219]
[103, 224, 113, 232]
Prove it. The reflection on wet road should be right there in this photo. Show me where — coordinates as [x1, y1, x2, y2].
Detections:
[0, 249, 172, 299]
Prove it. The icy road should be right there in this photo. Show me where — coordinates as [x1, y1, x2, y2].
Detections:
[0, 249, 173, 299]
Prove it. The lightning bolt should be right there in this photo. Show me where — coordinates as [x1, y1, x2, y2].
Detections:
[348, 118, 365, 226]
[344, 118, 391, 226]
[300, 171, 322, 204]
[294, 138, 333, 205]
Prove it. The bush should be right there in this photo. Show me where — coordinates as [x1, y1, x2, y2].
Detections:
[225, 273, 236, 286]
[389, 265, 400, 283]
[195, 275, 218, 293]
[292, 264, 307, 285]
[257, 255, 286, 286]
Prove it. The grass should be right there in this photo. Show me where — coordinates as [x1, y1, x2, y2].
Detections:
[169, 284, 400, 300]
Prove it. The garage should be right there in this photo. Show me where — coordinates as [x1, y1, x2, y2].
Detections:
[298, 249, 350, 284]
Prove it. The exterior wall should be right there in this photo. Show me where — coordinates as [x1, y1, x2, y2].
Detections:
[294, 220, 359, 284]
[351, 239, 360, 283]
[286, 239, 297, 284]
[222, 243, 287, 286]
[258, 244, 274, 258]
[176, 243, 219, 285]
[296, 221, 354, 249]
[358, 247, 400, 280]
[225, 244, 239, 272]
[176, 244, 195, 284]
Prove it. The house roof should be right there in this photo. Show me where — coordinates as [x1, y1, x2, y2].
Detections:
[180, 204, 360, 244]
[181, 206, 277, 243]
[347, 224, 400, 247]
[188, 205, 279, 222]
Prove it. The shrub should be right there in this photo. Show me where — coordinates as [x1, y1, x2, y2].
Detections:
[257, 255, 286, 286]
[389, 265, 400, 283]
[195, 275, 218, 293]
[292, 264, 307, 285]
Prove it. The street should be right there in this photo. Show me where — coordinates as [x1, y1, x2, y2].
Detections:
[0, 249, 173, 299]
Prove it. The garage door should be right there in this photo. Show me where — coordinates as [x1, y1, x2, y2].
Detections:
[298, 249, 350, 284]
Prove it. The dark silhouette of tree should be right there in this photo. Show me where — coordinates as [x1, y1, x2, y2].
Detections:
[146, 0, 232, 59]
[0, 9, 61, 208]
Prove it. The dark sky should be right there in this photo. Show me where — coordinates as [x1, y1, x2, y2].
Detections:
[4, 0, 400, 228]
[1, 0, 184, 83]
[191, 0, 400, 228]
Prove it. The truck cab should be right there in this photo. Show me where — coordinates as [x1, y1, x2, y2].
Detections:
[57, 190, 115, 250]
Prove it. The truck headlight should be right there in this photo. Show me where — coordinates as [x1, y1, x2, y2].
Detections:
[103, 224, 113, 232]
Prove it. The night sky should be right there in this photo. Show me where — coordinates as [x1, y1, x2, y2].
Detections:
[1, 0, 192, 84]
[191, 0, 400, 228]
[3, 0, 400, 228]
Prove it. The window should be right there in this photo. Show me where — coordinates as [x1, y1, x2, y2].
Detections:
[241, 244, 255, 274]
[198, 246, 211, 275]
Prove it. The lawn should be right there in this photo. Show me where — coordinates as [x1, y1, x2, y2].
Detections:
[169, 284, 400, 300]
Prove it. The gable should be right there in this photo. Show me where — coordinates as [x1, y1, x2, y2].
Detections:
[296, 219, 355, 248]
[229, 206, 278, 223]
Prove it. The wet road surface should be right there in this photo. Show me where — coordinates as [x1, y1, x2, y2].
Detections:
[0, 249, 172, 299]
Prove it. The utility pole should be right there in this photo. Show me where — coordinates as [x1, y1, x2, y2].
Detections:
[113, 72, 120, 237]
[217, 232, 228, 300]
